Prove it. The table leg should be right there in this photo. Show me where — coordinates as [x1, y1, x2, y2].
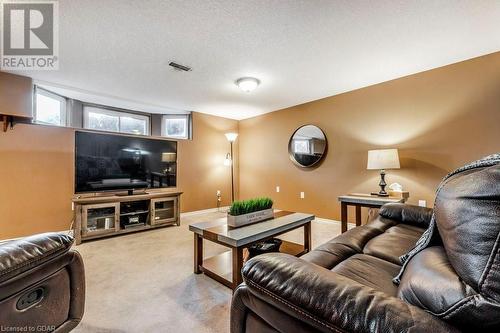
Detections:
[341, 202, 348, 233]
[304, 222, 311, 253]
[355, 205, 362, 227]
[194, 233, 203, 274]
[232, 247, 244, 289]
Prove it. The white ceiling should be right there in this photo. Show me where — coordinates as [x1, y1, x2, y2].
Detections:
[12, 0, 500, 120]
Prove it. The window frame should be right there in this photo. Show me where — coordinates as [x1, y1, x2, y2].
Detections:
[82, 103, 151, 136]
[34, 87, 68, 127]
[161, 114, 192, 140]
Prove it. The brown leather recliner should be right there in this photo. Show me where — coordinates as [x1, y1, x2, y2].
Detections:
[0, 233, 85, 332]
[231, 163, 500, 332]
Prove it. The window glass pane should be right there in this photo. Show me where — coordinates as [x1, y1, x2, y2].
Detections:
[83, 106, 150, 135]
[86, 110, 119, 132]
[35, 92, 63, 126]
[162, 116, 188, 138]
[120, 116, 147, 135]
[294, 140, 310, 154]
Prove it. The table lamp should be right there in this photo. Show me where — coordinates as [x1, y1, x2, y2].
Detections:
[162, 152, 177, 174]
[367, 149, 400, 197]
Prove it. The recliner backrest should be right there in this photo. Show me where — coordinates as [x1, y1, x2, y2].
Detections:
[398, 163, 500, 329]
[435, 164, 500, 299]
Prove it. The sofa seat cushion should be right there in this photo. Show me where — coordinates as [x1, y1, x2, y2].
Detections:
[301, 215, 425, 282]
[386, 224, 425, 238]
[397, 246, 474, 315]
[331, 254, 401, 296]
[363, 225, 424, 265]
[301, 225, 383, 270]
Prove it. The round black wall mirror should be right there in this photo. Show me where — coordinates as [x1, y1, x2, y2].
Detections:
[288, 125, 327, 168]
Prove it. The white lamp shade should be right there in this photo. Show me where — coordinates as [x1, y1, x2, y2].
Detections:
[225, 132, 238, 142]
[162, 152, 177, 163]
[367, 149, 400, 170]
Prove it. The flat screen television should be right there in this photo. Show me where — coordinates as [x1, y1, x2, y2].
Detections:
[75, 131, 177, 193]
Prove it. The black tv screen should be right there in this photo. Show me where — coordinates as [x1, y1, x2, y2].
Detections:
[75, 131, 177, 193]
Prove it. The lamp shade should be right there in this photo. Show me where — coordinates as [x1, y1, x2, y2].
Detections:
[225, 132, 238, 142]
[162, 152, 177, 163]
[367, 149, 400, 170]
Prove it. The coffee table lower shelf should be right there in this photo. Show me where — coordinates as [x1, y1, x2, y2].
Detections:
[190, 211, 314, 290]
[200, 240, 305, 289]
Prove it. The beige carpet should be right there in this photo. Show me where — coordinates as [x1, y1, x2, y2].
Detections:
[72, 211, 343, 333]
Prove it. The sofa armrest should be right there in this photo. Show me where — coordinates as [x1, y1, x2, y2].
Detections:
[0, 232, 74, 284]
[237, 253, 457, 333]
[379, 203, 433, 228]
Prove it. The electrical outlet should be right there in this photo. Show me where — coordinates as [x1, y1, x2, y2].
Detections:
[276, 186, 280, 193]
[300, 192, 305, 199]
[216, 190, 221, 196]
[418, 200, 427, 207]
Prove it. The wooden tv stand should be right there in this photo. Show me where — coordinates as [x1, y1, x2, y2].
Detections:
[73, 191, 182, 244]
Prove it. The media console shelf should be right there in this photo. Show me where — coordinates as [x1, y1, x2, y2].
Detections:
[73, 191, 182, 244]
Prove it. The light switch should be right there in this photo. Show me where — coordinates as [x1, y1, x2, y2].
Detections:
[300, 192, 305, 199]
[276, 186, 280, 193]
[418, 200, 427, 207]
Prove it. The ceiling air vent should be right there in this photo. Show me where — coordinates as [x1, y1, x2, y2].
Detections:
[169, 62, 191, 72]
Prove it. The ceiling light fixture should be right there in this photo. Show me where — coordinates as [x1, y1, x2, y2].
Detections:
[235, 77, 260, 93]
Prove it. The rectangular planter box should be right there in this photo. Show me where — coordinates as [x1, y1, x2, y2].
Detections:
[227, 208, 274, 228]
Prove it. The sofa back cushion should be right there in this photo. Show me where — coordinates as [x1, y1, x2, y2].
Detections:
[379, 203, 433, 229]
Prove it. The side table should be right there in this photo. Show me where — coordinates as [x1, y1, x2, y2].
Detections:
[337, 193, 406, 233]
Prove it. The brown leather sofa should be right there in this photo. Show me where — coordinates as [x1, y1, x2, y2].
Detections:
[0, 233, 85, 332]
[231, 163, 500, 332]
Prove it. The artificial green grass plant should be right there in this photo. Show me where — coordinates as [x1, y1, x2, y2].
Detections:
[229, 197, 273, 216]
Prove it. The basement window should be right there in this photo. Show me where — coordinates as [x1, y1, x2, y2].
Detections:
[162, 114, 191, 139]
[34, 88, 67, 126]
[83, 106, 150, 135]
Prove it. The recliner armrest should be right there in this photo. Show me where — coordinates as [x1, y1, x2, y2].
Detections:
[0, 232, 74, 284]
[238, 253, 457, 333]
[379, 203, 433, 228]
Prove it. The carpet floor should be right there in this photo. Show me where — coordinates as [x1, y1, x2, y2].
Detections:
[72, 211, 343, 333]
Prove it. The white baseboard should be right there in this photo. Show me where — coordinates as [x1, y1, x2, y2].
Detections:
[0, 229, 74, 243]
[314, 217, 340, 224]
[311, 217, 357, 227]
[180, 206, 229, 217]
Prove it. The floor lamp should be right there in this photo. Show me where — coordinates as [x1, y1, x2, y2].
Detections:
[225, 132, 238, 203]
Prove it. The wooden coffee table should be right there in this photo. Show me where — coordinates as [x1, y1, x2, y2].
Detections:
[189, 211, 314, 290]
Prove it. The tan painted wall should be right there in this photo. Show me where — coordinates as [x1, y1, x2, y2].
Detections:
[1, 52, 499, 238]
[239, 52, 500, 222]
[0, 112, 238, 239]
